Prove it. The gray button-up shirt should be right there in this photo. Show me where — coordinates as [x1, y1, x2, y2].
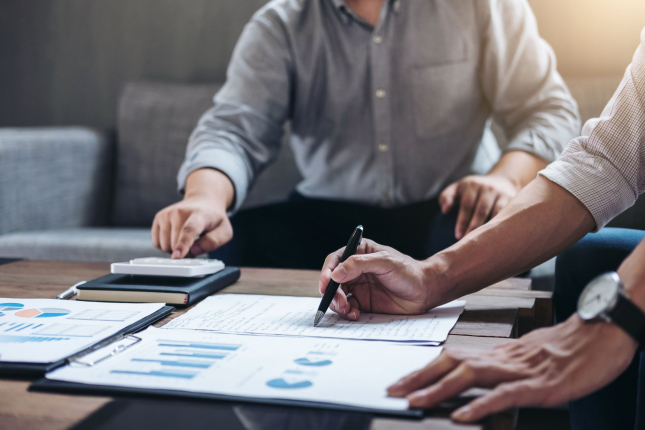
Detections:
[178, 0, 580, 211]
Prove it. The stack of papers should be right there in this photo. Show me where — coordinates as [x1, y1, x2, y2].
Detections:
[162, 294, 465, 345]
[47, 326, 441, 412]
[0, 299, 166, 364]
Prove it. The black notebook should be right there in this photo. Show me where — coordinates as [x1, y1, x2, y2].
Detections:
[76, 267, 241, 306]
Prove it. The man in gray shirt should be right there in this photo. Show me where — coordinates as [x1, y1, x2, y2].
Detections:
[152, 0, 580, 268]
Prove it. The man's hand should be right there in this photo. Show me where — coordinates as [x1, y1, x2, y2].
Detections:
[439, 175, 519, 240]
[151, 169, 235, 258]
[387, 315, 637, 422]
[319, 239, 444, 320]
[439, 151, 548, 240]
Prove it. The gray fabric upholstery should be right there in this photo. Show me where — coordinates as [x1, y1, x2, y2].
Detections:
[0, 127, 112, 235]
[112, 82, 222, 226]
[0, 228, 165, 262]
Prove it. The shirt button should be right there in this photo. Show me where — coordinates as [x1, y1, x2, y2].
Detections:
[373, 35, 383, 45]
[375, 89, 386, 99]
[378, 143, 389, 152]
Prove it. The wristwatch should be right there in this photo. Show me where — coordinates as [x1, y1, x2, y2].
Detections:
[577, 271, 645, 346]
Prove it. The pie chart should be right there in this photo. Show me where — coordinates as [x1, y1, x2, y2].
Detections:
[15, 308, 70, 318]
[294, 357, 332, 367]
[0, 303, 24, 317]
[266, 378, 313, 389]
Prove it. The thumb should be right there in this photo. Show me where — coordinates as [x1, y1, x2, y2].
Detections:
[439, 182, 459, 214]
[190, 217, 233, 256]
[331, 251, 394, 284]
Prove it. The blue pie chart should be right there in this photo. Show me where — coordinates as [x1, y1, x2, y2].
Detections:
[0, 303, 24, 317]
[266, 378, 313, 389]
[294, 357, 332, 367]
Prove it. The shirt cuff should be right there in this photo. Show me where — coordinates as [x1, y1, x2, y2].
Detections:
[504, 129, 563, 164]
[539, 153, 637, 231]
[176, 147, 251, 213]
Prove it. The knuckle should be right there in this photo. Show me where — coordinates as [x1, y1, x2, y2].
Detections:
[476, 206, 489, 218]
[182, 224, 197, 234]
[377, 250, 391, 260]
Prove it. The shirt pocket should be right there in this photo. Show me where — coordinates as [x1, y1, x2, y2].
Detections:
[411, 61, 477, 141]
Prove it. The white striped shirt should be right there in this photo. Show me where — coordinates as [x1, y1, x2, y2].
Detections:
[541, 28, 645, 230]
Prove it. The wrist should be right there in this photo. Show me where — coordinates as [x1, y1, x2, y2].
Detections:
[571, 313, 639, 356]
[486, 171, 522, 193]
[185, 169, 235, 211]
[420, 254, 455, 311]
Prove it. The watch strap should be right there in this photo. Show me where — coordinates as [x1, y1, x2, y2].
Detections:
[608, 294, 645, 346]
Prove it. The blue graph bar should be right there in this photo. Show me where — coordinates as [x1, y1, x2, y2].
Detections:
[157, 341, 240, 351]
[160, 352, 226, 360]
[0, 323, 5, 327]
[0, 335, 68, 343]
[131, 358, 212, 369]
[16, 324, 32, 332]
[5, 324, 23, 332]
[111, 370, 197, 379]
[33, 324, 43, 329]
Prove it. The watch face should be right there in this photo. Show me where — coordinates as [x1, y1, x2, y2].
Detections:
[578, 273, 620, 320]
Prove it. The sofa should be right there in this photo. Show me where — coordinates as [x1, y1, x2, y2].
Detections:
[0, 75, 634, 288]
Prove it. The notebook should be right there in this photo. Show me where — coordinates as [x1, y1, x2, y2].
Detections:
[76, 267, 241, 306]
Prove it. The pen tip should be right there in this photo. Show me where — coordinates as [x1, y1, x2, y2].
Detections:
[314, 311, 324, 327]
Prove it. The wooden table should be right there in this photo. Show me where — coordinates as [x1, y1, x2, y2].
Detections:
[0, 261, 553, 430]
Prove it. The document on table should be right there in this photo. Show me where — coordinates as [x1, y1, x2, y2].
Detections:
[163, 294, 465, 344]
[47, 326, 441, 411]
[0, 298, 165, 363]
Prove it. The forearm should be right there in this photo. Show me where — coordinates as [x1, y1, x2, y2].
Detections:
[185, 169, 235, 210]
[487, 150, 548, 190]
[426, 176, 595, 305]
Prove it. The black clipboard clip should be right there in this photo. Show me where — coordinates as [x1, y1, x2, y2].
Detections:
[68, 334, 142, 367]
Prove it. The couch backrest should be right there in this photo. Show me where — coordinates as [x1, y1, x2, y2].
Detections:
[112, 81, 301, 227]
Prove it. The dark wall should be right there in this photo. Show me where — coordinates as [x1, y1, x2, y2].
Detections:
[0, 0, 267, 130]
[1, 0, 644, 130]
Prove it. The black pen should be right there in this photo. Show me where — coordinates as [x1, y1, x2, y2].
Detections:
[314, 225, 363, 327]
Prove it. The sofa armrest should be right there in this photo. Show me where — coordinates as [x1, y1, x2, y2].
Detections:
[0, 127, 113, 235]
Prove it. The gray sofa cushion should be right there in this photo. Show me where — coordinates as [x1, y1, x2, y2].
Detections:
[112, 82, 223, 227]
[0, 127, 112, 235]
[0, 228, 166, 263]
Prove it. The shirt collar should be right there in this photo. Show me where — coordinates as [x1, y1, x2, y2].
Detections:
[328, 0, 401, 26]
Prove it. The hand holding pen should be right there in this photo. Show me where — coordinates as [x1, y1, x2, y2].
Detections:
[317, 237, 436, 323]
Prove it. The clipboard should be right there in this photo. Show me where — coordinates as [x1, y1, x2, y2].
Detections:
[29, 329, 425, 419]
[30, 378, 424, 419]
[0, 305, 174, 379]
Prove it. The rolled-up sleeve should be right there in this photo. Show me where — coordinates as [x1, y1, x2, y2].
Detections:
[478, 0, 581, 163]
[177, 10, 293, 212]
[540, 28, 645, 230]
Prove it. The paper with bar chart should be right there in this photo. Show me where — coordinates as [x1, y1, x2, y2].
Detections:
[0, 299, 165, 363]
[162, 294, 465, 344]
[47, 327, 441, 411]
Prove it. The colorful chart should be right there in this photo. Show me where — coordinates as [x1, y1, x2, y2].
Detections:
[0, 302, 24, 317]
[15, 308, 70, 318]
[266, 378, 313, 389]
[294, 357, 332, 367]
